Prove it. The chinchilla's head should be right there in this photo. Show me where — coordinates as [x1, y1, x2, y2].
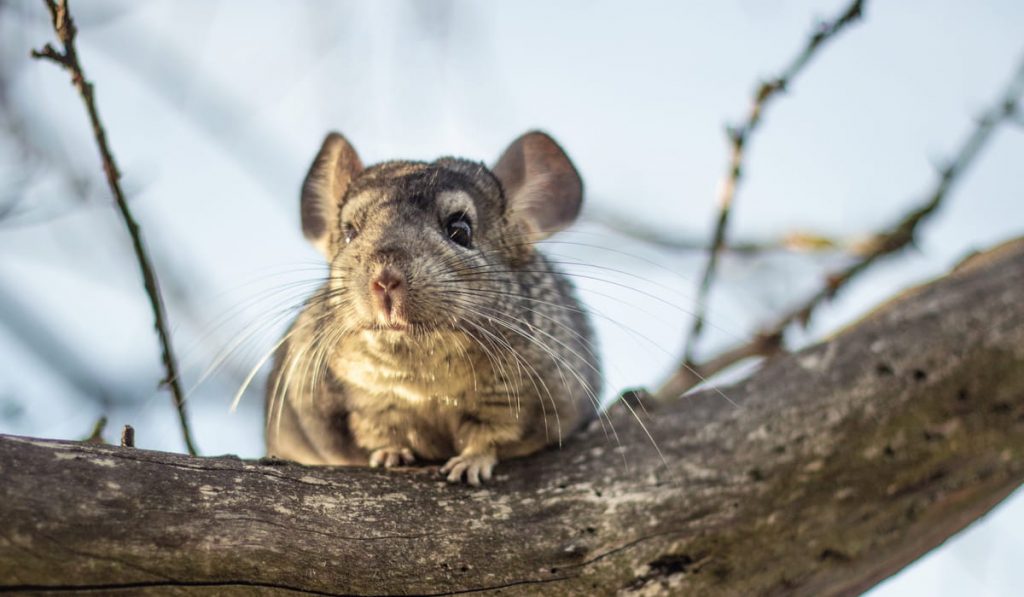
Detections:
[299, 130, 584, 335]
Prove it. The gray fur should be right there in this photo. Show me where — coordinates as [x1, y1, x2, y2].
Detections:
[266, 131, 601, 485]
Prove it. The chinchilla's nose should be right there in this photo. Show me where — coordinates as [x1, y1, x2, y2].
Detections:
[370, 268, 403, 302]
[368, 266, 408, 326]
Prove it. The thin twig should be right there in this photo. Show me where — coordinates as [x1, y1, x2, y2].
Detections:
[31, 0, 199, 455]
[82, 415, 107, 444]
[585, 207, 859, 254]
[682, 0, 867, 365]
[658, 54, 1024, 399]
[121, 425, 135, 448]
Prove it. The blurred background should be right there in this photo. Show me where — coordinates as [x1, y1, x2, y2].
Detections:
[1, 0, 1022, 594]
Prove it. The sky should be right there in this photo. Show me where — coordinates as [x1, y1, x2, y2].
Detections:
[1, 0, 1023, 594]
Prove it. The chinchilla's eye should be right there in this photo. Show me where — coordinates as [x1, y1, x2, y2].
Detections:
[342, 223, 358, 245]
[445, 212, 472, 248]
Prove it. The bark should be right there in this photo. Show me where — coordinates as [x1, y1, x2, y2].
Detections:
[2, 238, 1023, 596]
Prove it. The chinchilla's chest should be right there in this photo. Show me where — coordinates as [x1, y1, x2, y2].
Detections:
[331, 330, 499, 408]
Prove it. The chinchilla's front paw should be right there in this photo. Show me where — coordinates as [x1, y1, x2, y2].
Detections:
[441, 452, 497, 486]
[368, 447, 415, 468]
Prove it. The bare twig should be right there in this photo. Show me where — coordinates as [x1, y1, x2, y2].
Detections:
[659, 54, 1024, 399]
[120, 424, 135, 448]
[82, 415, 107, 444]
[31, 0, 198, 455]
[682, 0, 867, 365]
[583, 209, 727, 251]
[585, 207, 858, 254]
[0, 6, 91, 224]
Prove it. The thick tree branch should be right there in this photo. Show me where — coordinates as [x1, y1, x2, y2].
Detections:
[660, 53, 1024, 399]
[683, 0, 867, 364]
[2, 237, 1022, 595]
[30, 0, 198, 454]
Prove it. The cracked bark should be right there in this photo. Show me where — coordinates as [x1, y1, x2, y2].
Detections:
[2, 238, 1024, 596]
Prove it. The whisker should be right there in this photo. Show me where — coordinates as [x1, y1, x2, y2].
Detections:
[455, 304, 563, 444]
[446, 286, 739, 409]
[454, 300, 621, 456]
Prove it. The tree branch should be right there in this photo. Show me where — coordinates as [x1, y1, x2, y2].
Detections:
[30, 0, 198, 455]
[683, 0, 867, 364]
[659, 53, 1024, 399]
[2, 237, 1022, 595]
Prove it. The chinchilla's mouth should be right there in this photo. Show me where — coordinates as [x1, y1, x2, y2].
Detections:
[361, 318, 467, 337]
[365, 320, 426, 333]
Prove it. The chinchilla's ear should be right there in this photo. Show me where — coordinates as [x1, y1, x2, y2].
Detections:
[492, 131, 582, 241]
[301, 132, 363, 257]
